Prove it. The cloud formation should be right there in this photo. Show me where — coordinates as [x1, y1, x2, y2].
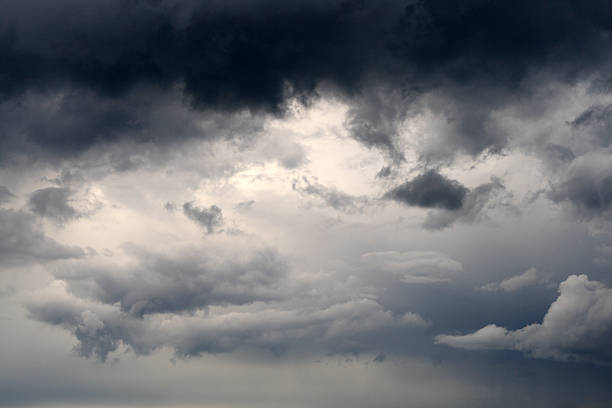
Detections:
[183, 202, 224, 234]
[0, 208, 85, 266]
[360, 251, 462, 284]
[437, 274, 612, 364]
[27, 244, 427, 362]
[480, 267, 539, 292]
[385, 171, 507, 229]
[28, 187, 81, 224]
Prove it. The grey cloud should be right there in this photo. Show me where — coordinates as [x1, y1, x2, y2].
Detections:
[345, 87, 409, 162]
[183, 202, 224, 233]
[292, 177, 370, 214]
[480, 267, 539, 292]
[437, 274, 612, 364]
[549, 152, 612, 216]
[360, 251, 463, 284]
[385, 170, 468, 211]
[385, 171, 507, 229]
[0, 208, 85, 266]
[0, 185, 14, 205]
[569, 103, 612, 147]
[28, 187, 80, 224]
[52, 246, 287, 318]
[27, 287, 413, 362]
[423, 178, 507, 229]
[2, 0, 612, 165]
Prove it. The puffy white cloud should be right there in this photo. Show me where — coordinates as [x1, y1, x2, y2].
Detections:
[437, 274, 612, 364]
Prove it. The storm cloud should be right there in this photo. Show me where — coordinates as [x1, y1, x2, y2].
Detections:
[2, 0, 612, 164]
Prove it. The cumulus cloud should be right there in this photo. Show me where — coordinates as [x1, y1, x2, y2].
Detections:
[437, 274, 612, 364]
[183, 202, 224, 234]
[480, 267, 539, 292]
[360, 251, 462, 284]
[0, 209, 85, 266]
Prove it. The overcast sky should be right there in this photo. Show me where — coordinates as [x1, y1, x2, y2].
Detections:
[2, 1, 612, 407]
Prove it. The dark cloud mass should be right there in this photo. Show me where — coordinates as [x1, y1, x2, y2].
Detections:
[2, 0, 612, 162]
[385, 170, 468, 210]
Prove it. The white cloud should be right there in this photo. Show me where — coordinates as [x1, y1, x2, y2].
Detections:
[438, 274, 612, 364]
[480, 267, 538, 292]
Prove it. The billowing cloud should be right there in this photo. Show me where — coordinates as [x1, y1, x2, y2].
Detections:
[27, 243, 427, 362]
[2, 0, 612, 165]
[437, 274, 612, 364]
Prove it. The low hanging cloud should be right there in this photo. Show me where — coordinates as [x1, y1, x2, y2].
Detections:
[360, 251, 463, 284]
[437, 274, 612, 364]
[385, 171, 507, 229]
[183, 202, 224, 234]
[0, 208, 85, 266]
[480, 267, 539, 292]
[26, 243, 427, 362]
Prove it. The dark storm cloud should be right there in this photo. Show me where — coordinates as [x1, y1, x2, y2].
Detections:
[0, 208, 85, 266]
[3, 0, 612, 163]
[385, 170, 468, 210]
[385, 171, 507, 229]
[0, 186, 14, 205]
[53, 246, 288, 318]
[28, 187, 81, 223]
[183, 202, 224, 233]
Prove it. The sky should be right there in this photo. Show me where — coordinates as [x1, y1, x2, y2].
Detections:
[2, 0, 612, 407]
